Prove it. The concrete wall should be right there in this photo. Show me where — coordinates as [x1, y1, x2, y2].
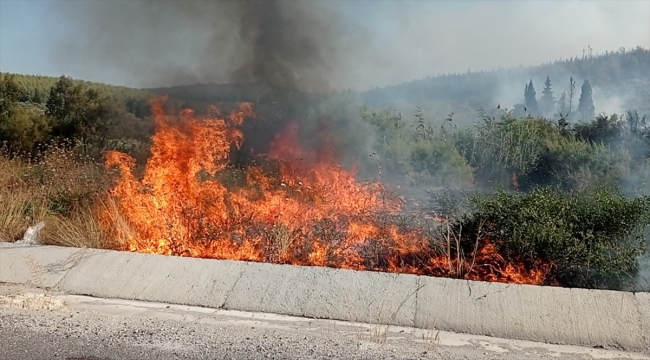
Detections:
[1, 243, 648, 352]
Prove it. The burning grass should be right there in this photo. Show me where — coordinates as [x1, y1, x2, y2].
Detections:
[98, 97, 549, 285]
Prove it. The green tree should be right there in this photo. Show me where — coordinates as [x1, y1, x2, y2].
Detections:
[0, 73, 51, 153]
[540, 76, 555, 115]
[0, 72, 21, 124]
[45, 76, 106, 153]
[578, 79, 596, 121]
[457, 187, 650, 289]
[0, 104, 50, 153]
[524, 79, 538, 115]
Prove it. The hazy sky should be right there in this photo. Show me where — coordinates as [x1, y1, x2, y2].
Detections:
[1, 0, 649, 90]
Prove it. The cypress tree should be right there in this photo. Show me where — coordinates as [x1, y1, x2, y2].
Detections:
[578, 79, 595, 121]
[524, 79, 538, 115]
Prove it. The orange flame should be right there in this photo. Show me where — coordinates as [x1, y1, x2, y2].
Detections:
[103, 98, 551, 285]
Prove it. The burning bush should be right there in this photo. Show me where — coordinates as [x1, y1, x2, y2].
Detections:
[98, 98, 555, 285]
[455, 187, 650, 289]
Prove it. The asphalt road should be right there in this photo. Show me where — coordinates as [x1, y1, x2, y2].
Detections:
[0, 285, 648, 360]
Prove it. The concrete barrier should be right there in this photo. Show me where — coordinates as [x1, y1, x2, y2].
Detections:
[415, 275, 646, 350]
[0, 243, 648, 352]
[222, 261, 419, 326]
[0, 243, 92, 288]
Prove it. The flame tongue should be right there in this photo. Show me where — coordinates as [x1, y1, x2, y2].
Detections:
[104, 97, 550, 284]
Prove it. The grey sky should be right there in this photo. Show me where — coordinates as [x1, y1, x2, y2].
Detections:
[0, 0, 648, 90]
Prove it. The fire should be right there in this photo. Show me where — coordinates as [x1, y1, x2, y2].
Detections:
[103, 97, 551, 285]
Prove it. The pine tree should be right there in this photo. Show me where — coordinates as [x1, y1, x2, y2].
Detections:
[540, 76, 555, 116]
[578, 79, 595, 121]
[524, 79, 538, 115]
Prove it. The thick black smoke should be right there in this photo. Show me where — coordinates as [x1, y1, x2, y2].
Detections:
[232, 0, 338, 93]
[52, 0, 376, 175]
[52, 0, 356, 93]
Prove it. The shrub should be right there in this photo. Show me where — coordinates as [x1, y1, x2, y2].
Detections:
[409, 138, 473, 187]
[454, 114, 560, 188]
[524, 138, 630, 191]
[455, 186, 650, 289]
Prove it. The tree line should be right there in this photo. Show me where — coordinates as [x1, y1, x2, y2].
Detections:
[0, 73, 152, 158]
[361, 47, 649, 124]
[518, 75, 595, 121]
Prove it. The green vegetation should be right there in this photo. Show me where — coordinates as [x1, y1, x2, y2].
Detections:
[456, 187, 649, 289]
[1, 72, 153, 159]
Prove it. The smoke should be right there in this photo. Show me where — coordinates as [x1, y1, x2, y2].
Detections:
[49, 0, 379, 171]
[47, 0, 649, 91]
[51, 0, 362, 93]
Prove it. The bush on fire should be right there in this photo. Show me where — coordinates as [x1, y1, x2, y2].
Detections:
[456, 186, 650, 289]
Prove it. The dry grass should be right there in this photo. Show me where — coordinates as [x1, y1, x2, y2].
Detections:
[269, 222, 300, 261]
[0, 191, 48, 242]
[43, 207, 111, 249]
[421, 327, 440, 352]
[0, 143, 118, 248]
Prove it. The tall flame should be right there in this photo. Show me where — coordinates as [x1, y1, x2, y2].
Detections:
[103, 97, 550, 285]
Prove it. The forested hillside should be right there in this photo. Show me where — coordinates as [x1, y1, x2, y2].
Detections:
[362, 47, 650, 124]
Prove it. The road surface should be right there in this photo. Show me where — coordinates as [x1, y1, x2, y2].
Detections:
[0, 284, 647, 360]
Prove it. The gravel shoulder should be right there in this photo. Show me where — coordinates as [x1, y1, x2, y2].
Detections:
[0, 284, 648, 360]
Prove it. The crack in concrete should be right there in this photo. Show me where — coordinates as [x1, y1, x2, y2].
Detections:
[474, 285, 510, 301]
[28, 249, 92, 290]
[220, 263, 248, 309]
[634, 293, 649, 351]
[413, 276, 421, 328]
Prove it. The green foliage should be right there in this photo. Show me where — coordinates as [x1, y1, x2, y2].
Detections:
[409, 137, 473, 187]
[529, 138, 629, 191]
[5, 73, 148, 106]
[578, 79, 596, 121]
[0, 104, 51, 153]
[540, 76, 555, 116]
[359, 105, 411, 176]
[0, 73, 51, 153]
[455, 112, 555, 187]
[0, 72, 155, 160]
[457, 187, 650, 289]
[46, 76, 106, 149]
[524, 79, 538, 115]
[0, 73, 21, 116]
[573, 114, 624, 144]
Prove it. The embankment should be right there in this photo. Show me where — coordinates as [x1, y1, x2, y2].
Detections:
[1, 242, 648, 352]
